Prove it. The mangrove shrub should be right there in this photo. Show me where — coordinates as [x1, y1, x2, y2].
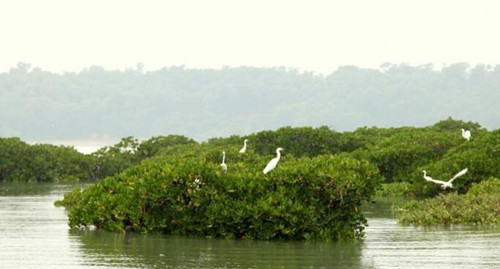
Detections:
[57, 153, 382, 241]
[349, 128, 461, 183]
[0, 137, 94, 182]
[396, 177, 500, 225]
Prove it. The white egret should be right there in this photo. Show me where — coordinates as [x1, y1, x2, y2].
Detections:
[221, 151, 227, 172]
[422, 170, 434, 182]
[263, 147, 283, 174]
[461, 129, 471, 141]
[422, 168, 468, 189]
[239, 139, 249, 153]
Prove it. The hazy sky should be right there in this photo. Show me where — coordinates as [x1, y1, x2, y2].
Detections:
[1, 0, 499, 74]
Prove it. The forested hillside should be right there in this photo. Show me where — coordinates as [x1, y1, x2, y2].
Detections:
[1, 62, 499, 141]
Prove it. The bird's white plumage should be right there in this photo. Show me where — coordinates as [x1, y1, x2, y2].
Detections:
[239, 139, 248, 153]
[461, 129, 471, 141]
[449, 168, 468, 183]
[422, 170, 437, 182]
[263, 147, 283, 174]
[422, 170, 447, 185]
[221, 151, 227, 172]
[422, 168, 468, 189]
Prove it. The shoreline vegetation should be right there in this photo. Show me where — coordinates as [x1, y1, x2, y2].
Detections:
[2, 118, 500, 239]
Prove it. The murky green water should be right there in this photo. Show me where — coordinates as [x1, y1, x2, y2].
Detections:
[1, 184, 499, 268]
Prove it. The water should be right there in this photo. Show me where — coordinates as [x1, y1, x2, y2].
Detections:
[0, 184, 499, 268]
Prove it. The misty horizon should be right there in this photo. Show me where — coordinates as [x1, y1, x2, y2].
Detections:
[2, 62, 499, 145]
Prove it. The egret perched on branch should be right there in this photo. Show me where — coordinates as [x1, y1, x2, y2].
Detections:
[239, 139, 249, 153]
[263, 147, 283, 174]
[461, 129, 471, 141]
[422, 168, 468, 189]
[221, 151, 227, 172]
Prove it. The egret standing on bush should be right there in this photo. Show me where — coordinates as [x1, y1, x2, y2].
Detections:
[221, 151, 227, 173]
[461, 129, 471, 141]
[239, 139, 249, 153]
[263, 147, 283, 174]
[422, 168, 468, 189]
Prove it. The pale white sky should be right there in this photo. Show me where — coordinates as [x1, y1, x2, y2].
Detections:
[1, 0, 499, 74]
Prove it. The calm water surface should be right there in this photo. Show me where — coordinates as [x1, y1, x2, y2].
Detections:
[0, 184, 499, 268]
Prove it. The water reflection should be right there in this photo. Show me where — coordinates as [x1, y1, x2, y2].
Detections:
[0, 184, 84, 268]
[361, 198, 500, 269]
[0, 182, 86, 196]
[0, 182, 58, 196]
[74, 230, 364, 268]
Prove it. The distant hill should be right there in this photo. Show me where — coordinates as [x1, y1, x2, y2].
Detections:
[1, 62, 499, 142]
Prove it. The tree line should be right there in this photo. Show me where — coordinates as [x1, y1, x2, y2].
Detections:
[3, 117, 497, 198]
[1, 62, 499, 141]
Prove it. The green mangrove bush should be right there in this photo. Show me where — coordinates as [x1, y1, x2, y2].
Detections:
[57, 153, 382, 241]
[396, 177, 500, 225]
[0, 135, 196, 183]
[207, 126, 346, 158]
[349, 128, 462, 183]
[91, 135, 196, 179]
[0, 137, 94, 182]
[375, 182, 414, 197]
[411, 129, 500, 197]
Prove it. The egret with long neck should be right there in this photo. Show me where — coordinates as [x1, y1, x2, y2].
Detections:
[239, 139, 249, 153]
[263, 147, 283, 174]
[221, 151, 227, 172]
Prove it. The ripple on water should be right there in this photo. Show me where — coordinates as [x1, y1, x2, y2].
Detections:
[362, 217, 500, 269]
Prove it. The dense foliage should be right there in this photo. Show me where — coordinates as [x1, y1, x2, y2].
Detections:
[57, 151, 382, 241]
[0, 137, 94, 182]
[92, 135, 195, 179]
[396, 178, 500, 225]
[2, 117, 497, 195]
[0, 135, 196, 183]
[207, 126, 347, 157]
[374, 182, 413, 197]
[411, 129, 500, 196]
[349, 127, 462, 183]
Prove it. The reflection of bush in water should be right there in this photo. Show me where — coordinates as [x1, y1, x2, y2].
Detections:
[0, 183, 79, 196]
[74, 230, 364, 268]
